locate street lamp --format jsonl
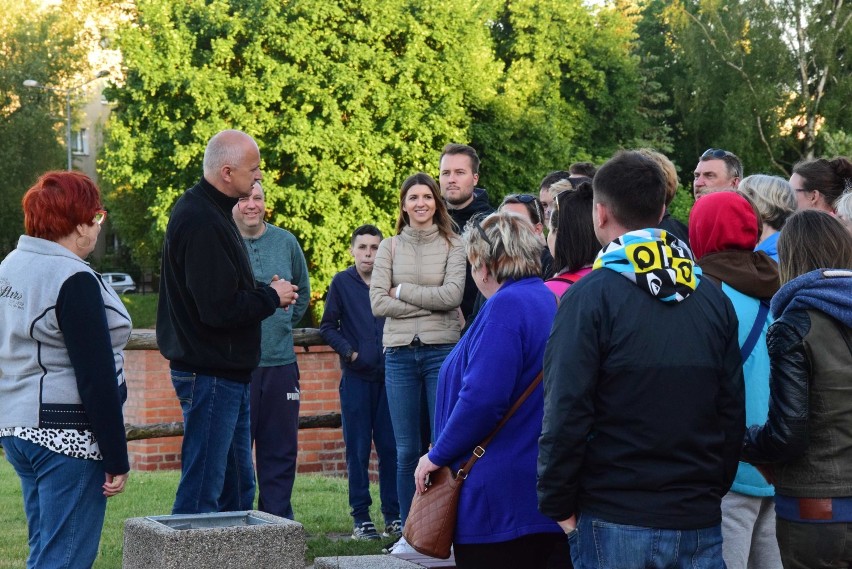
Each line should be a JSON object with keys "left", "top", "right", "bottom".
{"left": 23, "top": 70, "right": 109, "bottom": 171}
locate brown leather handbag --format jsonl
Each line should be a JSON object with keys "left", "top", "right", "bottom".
{"left": 403, "top": 371, "right": 544, "bottom": 559}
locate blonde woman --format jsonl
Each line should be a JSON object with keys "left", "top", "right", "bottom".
{"left": 415, "top": 212, "right": 563, "bottom": 568}
{"left": 739, "top": 174, "right": 796, "bottom": 262}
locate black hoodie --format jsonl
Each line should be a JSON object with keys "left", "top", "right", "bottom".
{"left": 447, "top": 187, "right": 495, "bottom": 318}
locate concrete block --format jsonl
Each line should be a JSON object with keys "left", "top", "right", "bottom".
{"left": 123, "top": 510, "right": 305, "bottom": 569}
{"left": 314, "top": 555, "right": 421, "bottom": 569}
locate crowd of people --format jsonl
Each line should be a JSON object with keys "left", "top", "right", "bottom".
{"left": 1, "top": 131, "right": 851, "bottom": 569}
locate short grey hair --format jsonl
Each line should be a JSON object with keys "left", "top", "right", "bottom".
{"left": 836, "top": 191, "right": 852, "bottom": 228}
{"left": 739, "top": 174, "right": 796, "bottom": 231}
{"left": 202, "top": 130, "right": 256, "bottom": 178}
{"left": 462, "top": 211, "right": 541, "bottom": 284}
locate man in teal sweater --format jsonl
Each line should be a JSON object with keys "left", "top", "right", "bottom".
{"left": 234, "top": 181, "right": 310, "bottom": 519}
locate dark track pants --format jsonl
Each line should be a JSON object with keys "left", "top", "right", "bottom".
{"left": 250, "top": 363, "right": 300, "bottom": 520}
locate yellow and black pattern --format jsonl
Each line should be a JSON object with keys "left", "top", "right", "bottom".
{"left": 593, "top": 228, "right": 701, "bottom": 303}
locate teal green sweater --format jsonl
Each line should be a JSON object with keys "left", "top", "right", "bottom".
{"left": 242, "top": 223, "right": 310, "bottom": 366}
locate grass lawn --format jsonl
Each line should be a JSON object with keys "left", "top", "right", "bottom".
{"left": 119, "top": 293, "right": 158, "bottom": 329}
{"left": 0, "top": 458, "right": 391, "bottom": 567}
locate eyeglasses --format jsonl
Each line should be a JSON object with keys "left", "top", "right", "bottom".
{"left": 93, "top": 209, "right": 108, "bottom": 226}
{"left": 701, "top": 148, "right": 732, "bottom": 159}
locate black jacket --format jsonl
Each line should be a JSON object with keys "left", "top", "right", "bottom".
{"left": 538, "top": 269, "right": 745, "bottom": 529}
{"left": 156, "top": 178, "right": 279, "bottom": 382}
{"left": 447, "top": 188, "right": 494, "bottom": 319}
{"left": 742, "top": 309, "right": 852, "bottom": 497}
{"left": 658, "top": 209, "right": 689, "bottom": 245}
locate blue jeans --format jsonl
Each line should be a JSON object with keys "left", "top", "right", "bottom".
{"left": 171, "top": 371, "right": 255, "bottom": 514}
{"left": 2, "top": 436, "right": 107, "bottom": 569}
{"left": 250, "top": 363, "right": 300, "bottom": 520}
{"left": 384, "top": 343, "right": 453, "bottom": 525}
{"left": 339, "top": 374, "right": 399, "bottom": 525}
{"left": 570, "top": 514, "right": 725, "bottom": 569}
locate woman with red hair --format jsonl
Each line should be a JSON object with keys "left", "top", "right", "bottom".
{"left": 0, "top": 171, "right": 131, "bottom": 568}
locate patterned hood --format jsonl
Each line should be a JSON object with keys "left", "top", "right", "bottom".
{"left": 593, "top": 228, "right": 702, "bottom": 303}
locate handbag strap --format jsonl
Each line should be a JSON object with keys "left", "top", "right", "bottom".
{"left": 740, "top": 300, "right": 770, "bottom": 363}
{"left": 455, "top": 370, "right": 544, "bottom": 479}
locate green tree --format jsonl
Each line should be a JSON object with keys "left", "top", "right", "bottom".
{"left": 0, "top": 0, "right": 94, "bottom": 254}
{"left": 653, "top": 0, "right": 852, "bottom": 177}
{"left": 101, "top": 0, "right": 501, "bottom": 319}
{"left": 473, "top": 0, "right": 664, "bottom": 199}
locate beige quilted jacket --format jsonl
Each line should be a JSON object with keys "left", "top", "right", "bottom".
{"left": 369, "top": 224, "right": 465, "bottom": 347}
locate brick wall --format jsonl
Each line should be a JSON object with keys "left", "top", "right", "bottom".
{"left": 124, "top": 342, "right": 378, "bottom": 478}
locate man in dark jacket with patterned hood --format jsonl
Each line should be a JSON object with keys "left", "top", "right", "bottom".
{"left": 537, "top": 150, "right": 745, "bottom": 569}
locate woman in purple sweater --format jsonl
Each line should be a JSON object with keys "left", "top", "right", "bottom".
{"left": 414, "top": 212, "right": 563, "bottom": 568}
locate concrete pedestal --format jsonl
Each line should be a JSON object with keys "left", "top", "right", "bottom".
{"left": 123, "top": 510, "right": 304, "bottom": 569}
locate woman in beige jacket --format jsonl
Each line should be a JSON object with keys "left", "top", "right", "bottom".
{"left": 370, "top": 172, "right": 466, "bottom": 539}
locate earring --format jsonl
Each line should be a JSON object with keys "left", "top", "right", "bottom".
{"left": 76, "top": 235, "right": 92, "bottom": 250}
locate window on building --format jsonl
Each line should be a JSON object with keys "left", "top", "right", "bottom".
{"left": 71, "top": 128, "right": 89, "bottom": 155}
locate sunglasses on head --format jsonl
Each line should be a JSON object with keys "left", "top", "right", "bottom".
{"left": 701, "top": 148, "right": 731, "bottom": 159}
{"left": 503, "top": 194, "right": 544, "bottom": 223}
{"left": 474, "top": 221, "right": 497, "bottom": 259}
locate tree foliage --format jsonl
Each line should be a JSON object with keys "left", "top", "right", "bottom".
{"left": 101, "top": 0, "right": 502, "bottom": 319}
{"left": 649, "top": 0, "right": 852, "bottom": 179}
{"left": 0, "top": 0, "right": 95, "bottom": 254}
{"left": 473, "top": 0, "right": 666, "bottom": 197}
{"left": 100, "top": 0, "right": 679, "bottom": 318}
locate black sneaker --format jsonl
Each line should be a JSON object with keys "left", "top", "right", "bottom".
{"left": 383, "top": 519, "right": 402, "bottom": 538}
{"left": 352, "top": 521, "right": 380, "bottom": 541}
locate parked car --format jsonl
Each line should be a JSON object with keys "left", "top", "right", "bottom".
{"left": 102, "top": 272, "right": 136, "bottom": 294}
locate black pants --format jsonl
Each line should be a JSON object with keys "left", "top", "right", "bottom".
{"left": 454, "top": 532, "right": 567, "bottom": 569}
{"left": 777, "top": 517, "right": 852, "bottom": 568}
{"left": 250, "top": 363, "right": 300, "bottom": 520}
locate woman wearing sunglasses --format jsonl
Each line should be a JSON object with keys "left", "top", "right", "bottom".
{"left": 370, "top": 172, "right": 465, "bottom": 550}
{"left": 0, "top": 171, "right": 131, "bottom": 568}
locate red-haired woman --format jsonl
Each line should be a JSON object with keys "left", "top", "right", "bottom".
{"left": 0, "top": 171, "right": 131, "bottom": 568}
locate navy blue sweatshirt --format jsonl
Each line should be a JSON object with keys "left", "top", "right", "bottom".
{"left": 320, "top": 266, "right": 385, "bottom": 382}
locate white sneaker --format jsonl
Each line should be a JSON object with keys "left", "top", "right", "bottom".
{"left": 385, "top": 535, "right": 416, "bottom": 555}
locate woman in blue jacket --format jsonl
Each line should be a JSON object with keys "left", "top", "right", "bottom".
{"left": 414, "top": 212, "right": 563, "bottom": 568}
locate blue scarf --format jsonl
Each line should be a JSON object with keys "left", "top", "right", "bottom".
{"left": 593, "top": 228, "right": 702, "bottom": 303}
{"left": 771, "top": 269, "right": 852, "bottom": 328}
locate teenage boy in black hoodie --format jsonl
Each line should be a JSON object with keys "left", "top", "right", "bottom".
{"left": 320, "top": 225, "right": 400, "bottom": 541}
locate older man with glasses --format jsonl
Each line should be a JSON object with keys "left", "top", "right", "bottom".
{"left": 694, "top": 148, "right": 743, "bottom": 199}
